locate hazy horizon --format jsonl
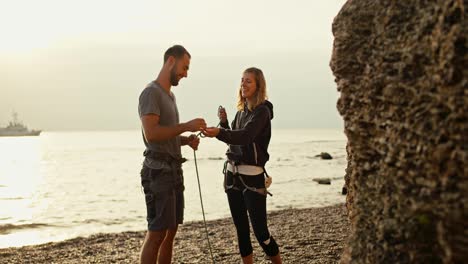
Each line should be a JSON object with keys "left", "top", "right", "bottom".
{"left": 1, "top": 1, "right": 346, "bottom": 130}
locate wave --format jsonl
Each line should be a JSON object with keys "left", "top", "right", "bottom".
{"left": 275, "top": 179, "right": 300, "bottom": 184}
{"left": 276, "top": 158, "right": 292, "bottom": 161}
{"left": 185, "top": 156, "right": 226, "bottom": 161}
{"left": 0, "top": 197, "right": 25, "bottom": 201}
{"left": 0, "top": 223, "right": 53, "bottom": 235}
{"left": 206, "top": 157, "right": 224, "bottom": 161}
{"left": 73, "top": 218, "right": 130, "bottom": 226}
{"left": 331, "top": 176, "right": 345, "bottom": 180}
{"left": 188, "top": 157, "right": 225, "bottom": 161}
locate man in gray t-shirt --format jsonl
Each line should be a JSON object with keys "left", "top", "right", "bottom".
{"left": 139, "top": 81, "right": 182, "bottom": 168}
{"left": 138, "top": 45, "right": 206, "bottom": 264}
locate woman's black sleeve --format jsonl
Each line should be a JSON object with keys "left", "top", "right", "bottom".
{"left": 216, "top": 107, "right": 269, "bottom": 145}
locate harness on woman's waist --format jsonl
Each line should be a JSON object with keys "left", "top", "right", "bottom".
{"left": 223, "top": 160, "right": 272, "bottom": 196}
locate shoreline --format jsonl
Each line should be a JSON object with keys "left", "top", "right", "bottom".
{"left": 0, "top": 204, "right": 349, "bottom": 263}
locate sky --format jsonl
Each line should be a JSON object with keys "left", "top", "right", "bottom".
{"left": 0, "top": 0, "right": 347, "bottom": 131}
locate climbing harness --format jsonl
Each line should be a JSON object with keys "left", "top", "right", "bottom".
{"left": 223, "top": 160, "right": 273, "bottom": 197}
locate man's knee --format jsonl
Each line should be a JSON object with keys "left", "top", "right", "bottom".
{"left": 164, "top": 225, "right": 178, "bottom": 238}
{"left": 146, "top": 230, "right": 167, "bottom": 245}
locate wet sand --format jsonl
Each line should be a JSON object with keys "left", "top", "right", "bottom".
{"left": 0, "top": 204, "right": 349, "bottom": 263}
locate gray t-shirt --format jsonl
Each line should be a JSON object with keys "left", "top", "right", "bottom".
{"left": 138, "top": 81, "right": 182, "bottom": 169}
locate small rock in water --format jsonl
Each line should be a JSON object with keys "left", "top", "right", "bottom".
{"left": 315, "top": 152, "right": 333, "bottom": 160}
{"left": 313, "top": 178, "right": 331, "bottom": 185}
{"left": 341, "top": 185, "right": 348, "bottom": 195}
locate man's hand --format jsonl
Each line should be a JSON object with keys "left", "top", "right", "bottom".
{"left": 187, "top": 134, "right": 200, "bottom": 150}
{"left": 202, "top": 127, "right": 220, "bottom": 138}
{"left": 185, "top": 118, "right": 207, "bottom": 132}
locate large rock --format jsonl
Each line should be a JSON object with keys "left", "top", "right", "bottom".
{"left": 315, "top": 152, "right": 333, "bottom": 160}
{"left": 313, "top": 177, "right": 332, "bottom": 185}
{"left": 330, "top": 1, "right": 467, "bottom": 263}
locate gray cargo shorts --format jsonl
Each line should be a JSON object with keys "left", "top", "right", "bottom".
{"left": 140, "top": 163, "right": 184, "bottom": 231}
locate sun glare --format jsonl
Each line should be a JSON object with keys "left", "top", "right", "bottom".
{"left": 0, "top": 137, "right": 44, "bottom": 231}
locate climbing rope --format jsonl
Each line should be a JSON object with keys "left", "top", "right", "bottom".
{"left": 193, "top": 147, "right": 216, "bottom": 263}
{"left": 192, "top": 106, "right": 224, "bottom": 264}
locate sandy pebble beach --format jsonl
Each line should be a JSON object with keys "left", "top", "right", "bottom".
{"left": 0, "top": 204, "right": 349, "bottom": 264}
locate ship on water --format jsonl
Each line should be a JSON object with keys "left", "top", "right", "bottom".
{"left": 0, "top": 112, "right": 41, "bottom": 137}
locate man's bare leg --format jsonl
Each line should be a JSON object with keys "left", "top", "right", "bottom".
{"left": 140, "top": 230, "right": 167, "bottom": 264}
{"left": 158, "top": 225, "right": 178, "bottom": 264}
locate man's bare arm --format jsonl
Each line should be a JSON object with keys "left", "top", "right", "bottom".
{"left": 141, "top": 114, "right": 206, "bottom": 143}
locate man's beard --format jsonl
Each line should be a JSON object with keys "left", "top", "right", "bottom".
{"left": 170, "top": 67, "right": 179, "bottom": 86}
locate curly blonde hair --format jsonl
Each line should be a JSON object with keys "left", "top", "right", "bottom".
{"left": 237, "top": 67, "right": 268, "bottom": 111}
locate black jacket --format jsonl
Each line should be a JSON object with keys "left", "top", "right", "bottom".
{"left": 216, "top": 100, "right": 273, "bottom": 167}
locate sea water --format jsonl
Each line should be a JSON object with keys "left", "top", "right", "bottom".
{"left": 0, "top": 129, "right": 346, "bottom": 248}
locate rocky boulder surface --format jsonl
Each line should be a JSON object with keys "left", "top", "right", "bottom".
{"left": 330, "top": 1, "right": 467, "bottom": 263}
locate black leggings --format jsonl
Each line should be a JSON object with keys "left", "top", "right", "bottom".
{"left": 226, "top": 171, "right": 279, "bottom": 257}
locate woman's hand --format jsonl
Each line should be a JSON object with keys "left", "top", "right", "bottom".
{"left": 202, "top": 127, "right": 220, "bottom": 137}
{"left": 218, "top": 107, "right": 227, "bottom": 123}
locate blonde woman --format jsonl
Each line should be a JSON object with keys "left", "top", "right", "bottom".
{"left": 203, "top": 67, "right": 282, "bottom": 264}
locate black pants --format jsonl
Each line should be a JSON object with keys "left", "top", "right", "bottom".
{"left": 226, "top": 171, "right": 279, "bottom": 257}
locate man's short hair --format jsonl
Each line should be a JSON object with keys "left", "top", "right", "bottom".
{"left": 164, "top": 45, "right": 191, "bottom": 63}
